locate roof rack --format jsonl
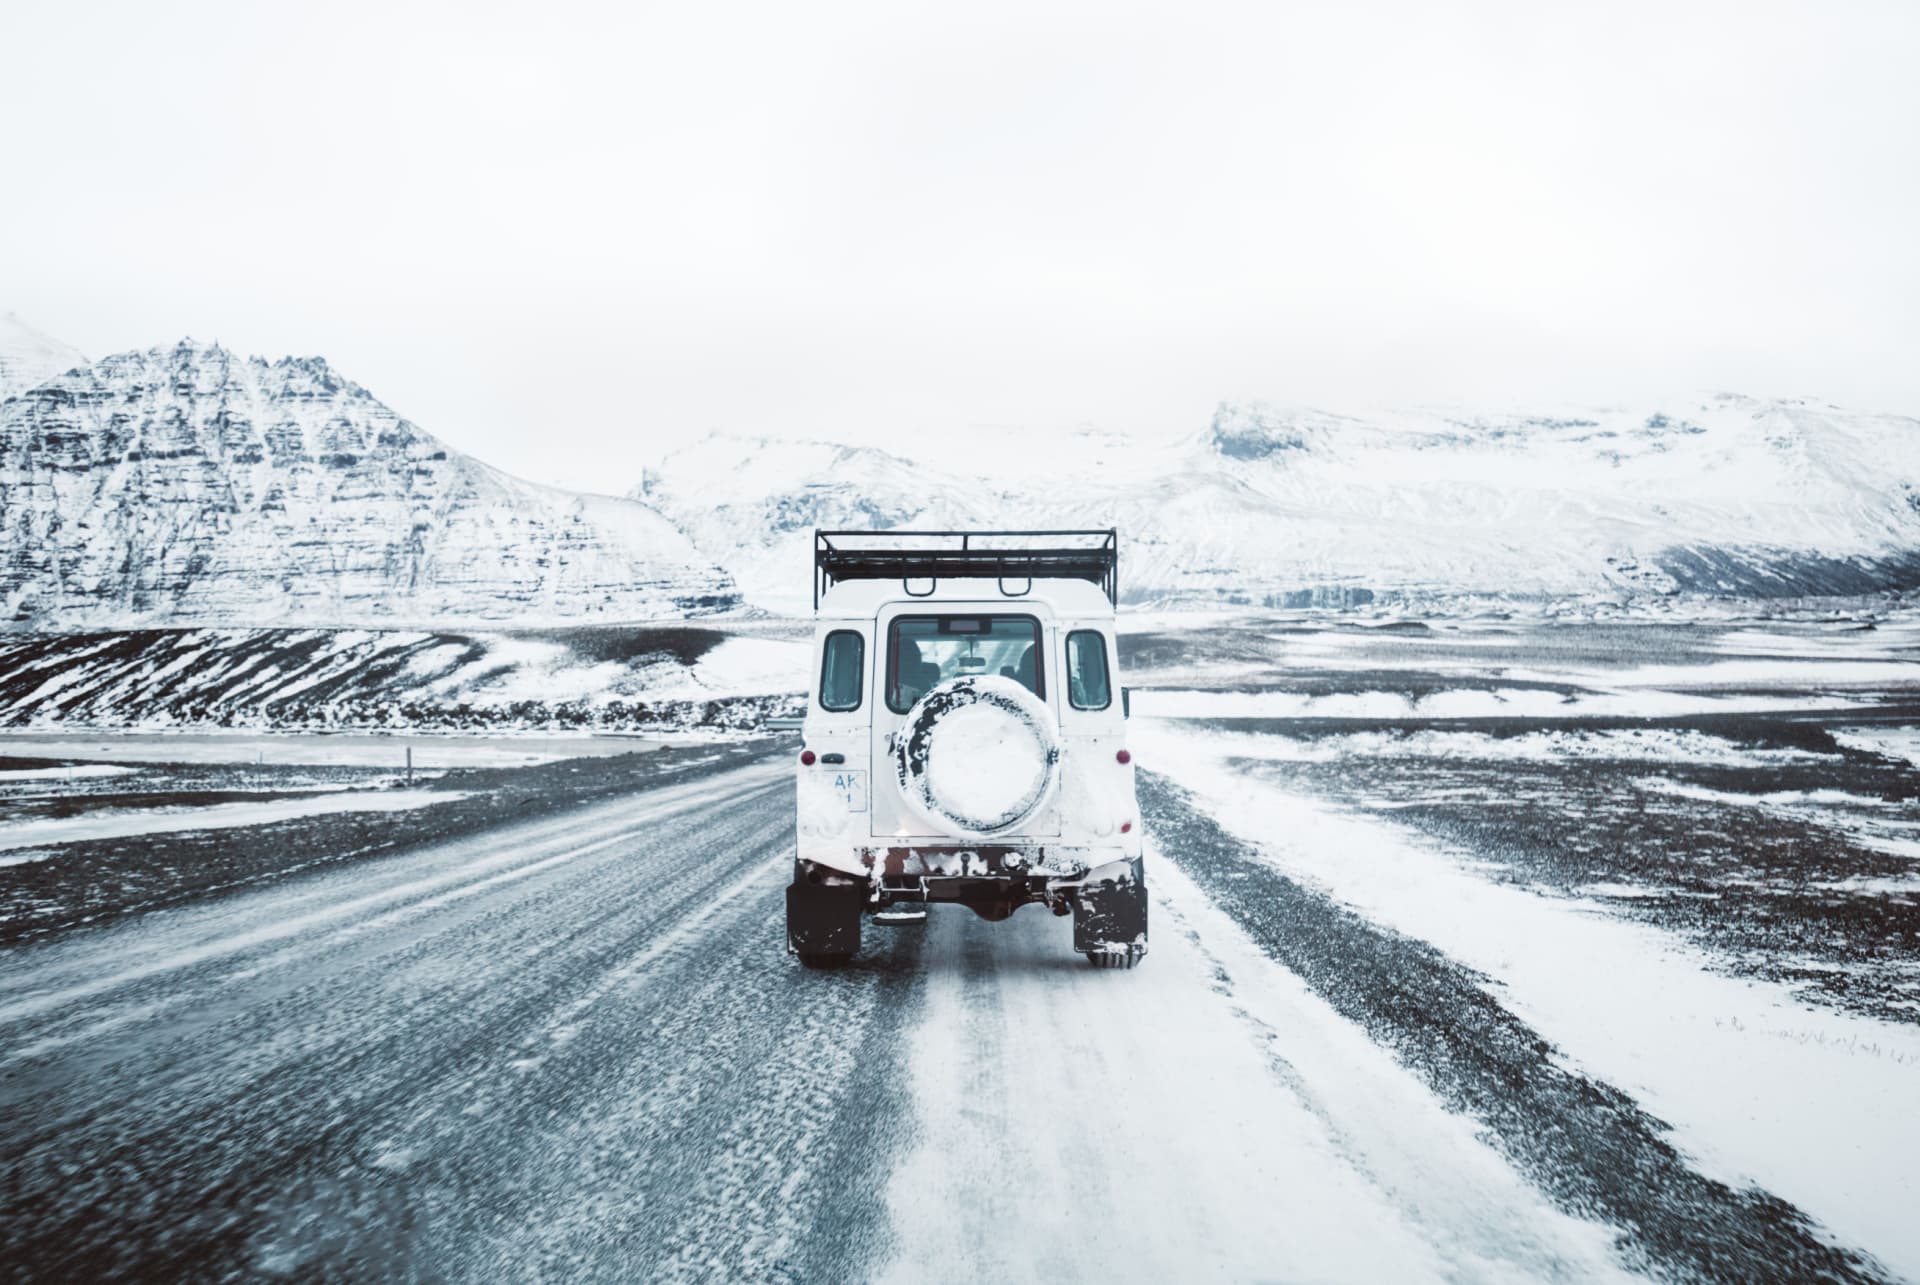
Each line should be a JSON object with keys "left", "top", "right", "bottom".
{"left": 814, "top": 529, "right": 1118, "bottom": 609}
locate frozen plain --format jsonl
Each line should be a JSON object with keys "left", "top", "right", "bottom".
{"left": 1, "top": 613, "right": 1917, "bottom": 1282}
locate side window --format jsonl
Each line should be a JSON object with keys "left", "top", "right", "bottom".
{"left": 1066, "top": 630, "right": 1111, "bottom": 710}
{"left": 819, "top": 631, "right": 864, "bottom": 712}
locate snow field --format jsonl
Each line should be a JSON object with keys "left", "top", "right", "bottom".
{"left": 1172, "top": 726, "right": 1836, "bottom": 768}
{"left": 1835, "top": 727, "right": 1920, "bottom": 769}
{"left": 1134, "top": 686, "right": 1865, "bottom": 721}
{"left": 642, "top": 636, "right": 809, "bottom": 700}
{"left": 1136, "top": 721, "right": 1920, "bottom": 1280}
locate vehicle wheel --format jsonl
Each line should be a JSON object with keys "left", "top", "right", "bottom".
{"left": 1072, "top": 859, "right": 1149, "bottom": 967}
{"left": 787, "top": 872, "right": 864, "bottom": 964}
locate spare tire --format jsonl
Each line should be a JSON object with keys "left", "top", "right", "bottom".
{"left": 894, "top": 675, "right": 1061, "bottom": 839}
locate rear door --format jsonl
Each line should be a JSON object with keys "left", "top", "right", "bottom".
{"left": 870, "top": 602, "right": 1061, "bottom": 839}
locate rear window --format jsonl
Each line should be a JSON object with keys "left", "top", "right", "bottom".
{"left": 819, "top": 630, "right": 864, "bottom": 711}
{"left": 1066, "top": 630, "right": 1111, "bottom": 709}
{"left": 888, "top": 615, "right": 1043, "bottom": 713}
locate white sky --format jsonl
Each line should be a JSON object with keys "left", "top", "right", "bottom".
{"left": 2, "top": 0, "right": 1916, "bottom": 493}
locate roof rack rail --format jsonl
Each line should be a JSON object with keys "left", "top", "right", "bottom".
{"left": 814, "top": 529, "right": 1118, "bottom": 610}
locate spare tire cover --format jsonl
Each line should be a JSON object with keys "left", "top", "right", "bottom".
{"left": 894, "top": 675, "right": 1061, "bottom": 839}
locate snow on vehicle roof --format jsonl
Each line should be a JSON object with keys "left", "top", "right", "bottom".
{"left": 816, "top": 577, "right": 1116, "bottom": 618}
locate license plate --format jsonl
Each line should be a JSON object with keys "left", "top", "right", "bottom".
{"left": 830, "top": 770, "right": 868, "bottom": 812}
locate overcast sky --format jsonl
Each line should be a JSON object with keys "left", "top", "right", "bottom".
{"left": 3, "top": 0, "right": 1915, "bottom": 492}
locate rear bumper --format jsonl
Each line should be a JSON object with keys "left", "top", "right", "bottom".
{"left": 872, "top": 851, "right": 1138, "bottom": 896}
{"left": 787, "top": 855, "right": 1147, "bottom": 960}
{"left": 797, "top": 852, "right": 1142, "bottom": 913}
{"left": 791, "top": 854, "right": 1147, "bottom": 956}
{"left": 801, "top": 842, "right": 1137, "bottom": 881}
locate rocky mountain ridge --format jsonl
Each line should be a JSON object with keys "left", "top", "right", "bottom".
{"left": 636, "top": 398, "right": 1920, "bottom": 613}
{"left": 8, "top": 311, "right": 1917, "bottom": 626}
{"left": 1, "top": 334, "right": 738, "bottom": 626}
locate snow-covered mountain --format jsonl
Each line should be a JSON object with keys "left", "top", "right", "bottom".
{"left": 0, "top": 314, "right": 86, "bottom": 401}
{"left": 633, "top": 438, "right": 1012, "bottom": 609}
{"left": 10, "top": 304, "right": 1916, "bottom": 625}
{"left": 637, "top": 398, "right": 1920, "bottom": 613}
{"left": 1, "top": 337, "right": 739, "bottom": 626}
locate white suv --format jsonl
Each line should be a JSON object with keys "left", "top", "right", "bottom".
{"left": 788, "top": 530, "right": 1147, "bottom": 969}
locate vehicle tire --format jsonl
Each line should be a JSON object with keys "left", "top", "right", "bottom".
{"left": 787, "top": 874, "right": 864, "bottom": 964}
{"left": 894, "top": 675, "right": 1061, "bottom": 839}
{"left": 1071, "top": 858, "right": 1149, "bottom": 966}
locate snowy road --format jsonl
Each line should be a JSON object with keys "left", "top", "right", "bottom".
{"left": 0, "top": 749, "right": 1906, "bottom": 1281}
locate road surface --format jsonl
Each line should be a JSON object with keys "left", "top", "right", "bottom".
{"left": 0, "top": 752, "right": 1903, "bottom": 1282}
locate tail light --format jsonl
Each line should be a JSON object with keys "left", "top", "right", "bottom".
{"left": 800, "top": 750, "right": 816, "bottom": 766}
{"left": 1116, "top": 749, "right": 1132, "bottom": 765}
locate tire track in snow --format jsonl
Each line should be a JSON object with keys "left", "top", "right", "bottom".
{"left": 875, "top": 875, "right": 1630, "bottom": 1282}
{"left": 1143, "top": 861, "right": 1628, "bottom": 1282}
{"left": 0, "top": 764, "right": 922, "bottom": 1281}
{"left": 0, "top": 760, "right": 786, "bottom": 1032}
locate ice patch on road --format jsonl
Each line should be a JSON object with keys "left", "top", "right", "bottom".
{"left": 1138, "top": 720, "right": 1920, "bottom": 1280}
{"left": 0, "top": 790, "right": 466, "bottom": 858}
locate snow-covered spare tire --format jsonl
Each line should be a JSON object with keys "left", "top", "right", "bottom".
{"left": 894, "top": 675, "right": 1061, "bottom": 839}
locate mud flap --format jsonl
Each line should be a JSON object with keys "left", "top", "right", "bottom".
{"left": 1072, "top": 857, "right": 1148, "bottom": 958}
{"left": 786, "top": 878, "right": 865, "bottom": 960}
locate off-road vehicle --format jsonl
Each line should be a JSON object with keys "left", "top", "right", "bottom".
{"left": 787, "top": 529, "right": 1147, "bottom": 968}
